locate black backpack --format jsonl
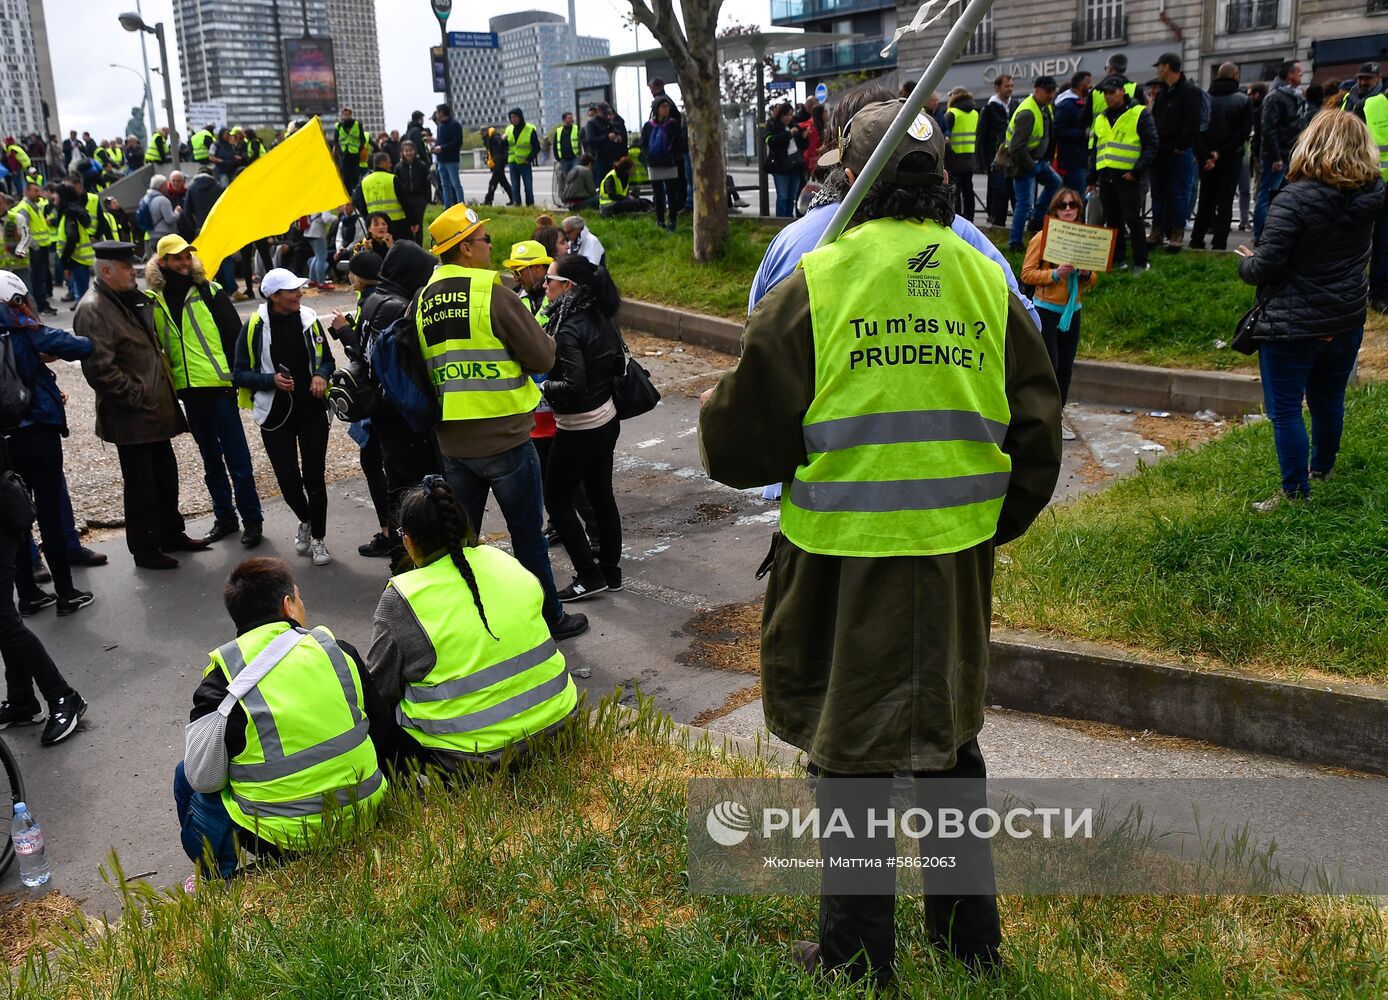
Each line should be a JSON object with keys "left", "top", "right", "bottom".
{"left": 0, "top": 332, "right": 33, "bottom": 432}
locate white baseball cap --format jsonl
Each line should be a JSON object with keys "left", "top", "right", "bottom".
{"left": 260, "top": 268, "right": 309, "bottom": 297}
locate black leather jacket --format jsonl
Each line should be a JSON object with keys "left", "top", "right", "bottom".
{"left": 542, "top": 287, "right": 625, "bottom": 415}
{"left": 1202, "top": 78, "right": 1252, "bottom": 159}
{"left": 1238, "top": 177, "right": 1385, "bottom": 340}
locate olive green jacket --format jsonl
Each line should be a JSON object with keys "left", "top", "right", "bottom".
{"left": 699, "top": 268, "right": 1061, "bottom": 773}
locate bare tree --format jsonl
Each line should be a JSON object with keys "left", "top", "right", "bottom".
{"left": 627, "top": 0, "right": 728, "bottom": 261}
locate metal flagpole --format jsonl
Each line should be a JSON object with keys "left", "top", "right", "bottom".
{"left": 814, "top": 0, "right": 1000, "bottom": 249}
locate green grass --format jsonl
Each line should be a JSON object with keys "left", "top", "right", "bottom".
{"left": 445, "top": 206, "right": 1261, "bottom": 373}
{"left": 10, "top": 697, "right": 1386, "bottom": 997}
{"left": 992, "top": 236, "right": 1259, "bottom": 372}
{"left": 425, "top": 205, "right": 780, "bottom": 321}
{"left": 996, "top": 383, "right": 1388, "bottom": 683}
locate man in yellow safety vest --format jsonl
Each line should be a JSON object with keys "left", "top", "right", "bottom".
{"left": 176, "top": 557, "right": 391, "bottom": 881}
{"left": 1362, "top": 89, "right": 1388, "bottom": 311}
{"left": 1088, "top": 75, "right": 1158, "bottom": 272}
{"left": 336, "top": 107, "right": 367, "bottom": 191}
{"left": 700, "top": 98, "right": 1061, "bottom": 988}
{"left": 503, "top": 108, "right": 540, "bottom": 208}
{"left": 353, "top": 152, "right": 408, "bottom": 240}
{"left": 1004, "top": 74, "right": 1059, "bottom": 251}
{"left": 414, "top": 203, "right": 587, "bottom": 642}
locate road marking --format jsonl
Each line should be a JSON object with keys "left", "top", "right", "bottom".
{"left": 634, "top": 438, "right": 664, "bottom": 449}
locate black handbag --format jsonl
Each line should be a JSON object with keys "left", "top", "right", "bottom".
{"left": 610, "top": 327, "right": 661, "bottom": 420}
{"left": 0, "top": 468, "right": 35, "bottom": 532}
{"left": 1231, "top": 295, "right": 1264, "bottom": 355}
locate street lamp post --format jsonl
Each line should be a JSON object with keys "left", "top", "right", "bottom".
{"left": 134, "top": 0, "right": 159, "bottom": 139}
{"left": 118, "top": 11, "right": 180, "bottom": 169}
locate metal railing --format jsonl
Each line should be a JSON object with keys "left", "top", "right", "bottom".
{"left": 802, "top": 35, "right": 894, "bottom": 74}
{"left": 960, "top": 21, "right": 994, "bottom": 58}
{"left": 1225, "top": 0, "right": 1279, "bottom": 32}
{"left": 770, "top": 0, "right": 894, "bottom": 24}
{"left": 1072, "top": 11, "right": 1127, "bottom": 45}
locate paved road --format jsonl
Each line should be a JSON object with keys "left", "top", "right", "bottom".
{"left": 0, "top": 309, "right": 1334, "bottom": 914}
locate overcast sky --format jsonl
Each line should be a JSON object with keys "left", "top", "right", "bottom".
{"left": 45, "top": 0, "right": 776, "bottom": 138}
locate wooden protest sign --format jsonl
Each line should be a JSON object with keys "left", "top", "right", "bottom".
{"left": 1040, "top": 216, "right": 1118, "bottom": 272}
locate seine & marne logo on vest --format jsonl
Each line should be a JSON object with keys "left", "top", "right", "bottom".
{"left": 907, "top": 243, "right": 942, "bottom": 297}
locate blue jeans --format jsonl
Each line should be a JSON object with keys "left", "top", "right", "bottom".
{"left": 1150, "top": 149, "right": 1196, "bottom": 237}
{"left": 1253, "top": 159, "right": 1287, "bottom": 240}
{"left": 1061, "top": 167, "right": 1086, "bottom": 203}
{"left": 307, "top": 235, "right": 329, "bottom": 284}
{"left": 1370, "top": 195, "right": 1388, "bottom": 301}
{"left": 1010, "top": 161, "right": 1062, "bottom": 245}
{"left": 66, "top": 263, "right": 89, "bottom": 301}
{"left": 772, "top": 170, "right": 802, "bottom": 218}
{"left": 216, "top": 257, "right": 237, "bottom": 294}
{"left": 437, "top": 160, "right": 464, "bottom": 208}
{"left": 173, "top": 761, "right": 256, "bottom": 879}
{"left": 184, "top": 392, "right": 263, "bottom": 525}
{"left": 509, "top": 163, "right": 534, "bottom": 206}
{"left": 1258, "top": 330, "right": 1362, "bottom": 499}
{"left": 442, "top": 440, "right": 561, "bottom": 628}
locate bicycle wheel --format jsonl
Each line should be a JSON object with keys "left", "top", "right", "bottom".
{"left": 0, "top": 733, "right": 24, "bottom": 879}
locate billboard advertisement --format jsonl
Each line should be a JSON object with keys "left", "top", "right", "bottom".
{"left": 284, "top": 36, "right": 338, "bottom": 113}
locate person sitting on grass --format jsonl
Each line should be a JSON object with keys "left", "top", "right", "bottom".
{"left": 598, "top": 157, "right": 649, "bottom": 218}
{"left": 175, "top": 557, "right": 392, "bottom": 886}
{"left": 563, "top": 155, "right": 599, "bottom": 210}
{"left": 367, "top": 477, "right": 579, "bottom": 774}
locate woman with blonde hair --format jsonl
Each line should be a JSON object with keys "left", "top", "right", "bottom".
{"left": 1236, "top": 110, "right": 1385, "bottom": 511}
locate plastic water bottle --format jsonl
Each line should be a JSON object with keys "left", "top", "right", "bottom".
{"left": 11, "top": 802, "right": 51, "bottom": 887}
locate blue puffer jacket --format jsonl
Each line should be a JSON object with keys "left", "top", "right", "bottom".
{"left": 0, "top": 302, "right": 93, "bottom": 434}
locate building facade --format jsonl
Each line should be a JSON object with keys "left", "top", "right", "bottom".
{"left": 896, "top": 0, "right": 1388, "bottom": 101}
{"left": 325, "top": 0, "right": 385, "bottom": 132}
{"left": 448, "top": 11, "right": 610, "bottom": 132}
{"left": 770, "top": 0, "right": 900, "bottom": 94}
{"left": 0, "top": 0, "right": 60, "bottom": 138}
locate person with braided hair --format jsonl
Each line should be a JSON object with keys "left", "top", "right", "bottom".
{"left": 367, "top": 477, "right": 579, "bottom": 771}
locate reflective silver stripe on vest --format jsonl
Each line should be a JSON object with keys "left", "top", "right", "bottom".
{"left": 183, "top": 294, "right": 231, "bottom": 381}
{"left": 404, "top": 639, "right": 558, "bottom": 704}
{"left": 229, "top": 720, "right": 371, "bottom": 782}
{"left": 431, "top": 347, "right": 515, "bottom": 364}
{"left": 219, "top": 637, "right": 283, "bottom": 760}
{"left": 398, "top": 670, "right": 570, "bottom": 735}
{"left": 803, "top": 410, "right": 1007, "bottom": 455}
{"left": 432, "top": 374, "right": 529, "bottom": 396}
{"left": 220, "top": 628, "right": 363, "bottom": 777}
{"left": 232, "top": 768, "right": 384, "bottom": 819}
{"left": 790, "top": 470, "right": 1011, "bottom": 513}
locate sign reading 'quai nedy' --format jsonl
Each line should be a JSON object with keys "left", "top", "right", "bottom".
{"left": 915, "top": 42, "right": 1173, "bottom": 95}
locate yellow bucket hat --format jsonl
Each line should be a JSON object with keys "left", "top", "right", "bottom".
{"left": 428, "top": 204, "right": 489, "bottom": 256}
{"left": 502, "top": 239, "right": 553, "bottom": 270}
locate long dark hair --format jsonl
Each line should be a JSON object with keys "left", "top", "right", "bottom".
{"left": 551, "top": 253, "right": 622, "bottom": 318}
{"left": 398, "top": 477, "right": 498, "bottom": 640}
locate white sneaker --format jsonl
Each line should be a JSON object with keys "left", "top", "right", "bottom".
{"left": 310, "top": 538, "right": 333, "bottom": 566}
{"left": 1061, "top": 419, "right": 1077, "bottom": 442}
{"left": 294, "top": 522, "right": 312, "bottom": 555}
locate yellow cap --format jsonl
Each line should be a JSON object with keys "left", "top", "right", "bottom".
{"left": 155, "top": 234, "right": 195, "bottom": 258}
{"left": 428, "top": 204, "right": 488, "bottom": 256}
{"left": 502, "top": 239, "right": 553, "bottom": 270}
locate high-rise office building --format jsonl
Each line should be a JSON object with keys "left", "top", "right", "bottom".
{"left": 447, "top": 11, "right": 609, "bottom": 131}
{"left": 0, "top": 0, "right": 61, "bottom": 138}
{"left": 325, "top": 0, "right": 385, "bottom": 131}
{"left": 175, "top": 0, "right": 384, "bottom": 132}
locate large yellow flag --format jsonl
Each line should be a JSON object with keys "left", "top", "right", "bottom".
{"left": 193, "top": 116, "right": 349, "bottom": 275}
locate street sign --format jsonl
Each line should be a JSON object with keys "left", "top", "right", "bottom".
{"left": 815, "top": 82, "right": 828, "bottom": 103}
{"left": 447, "top": 31, "right": 499, "bottom": 49}
{"left": 430, "top": 46, "right": 448, "bottom": 93}
{"left": 431, "top": 0, "right": 452, "bottom": 22}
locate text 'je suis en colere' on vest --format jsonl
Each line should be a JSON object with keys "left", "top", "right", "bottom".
{"left": 846, "top": 315, "right": 990, "bottom": 373}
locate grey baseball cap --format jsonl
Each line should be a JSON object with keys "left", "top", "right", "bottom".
{"left": 816, "top": 99, "right": 946, "bottom": 186}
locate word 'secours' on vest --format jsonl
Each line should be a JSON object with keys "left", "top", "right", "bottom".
{"left": 389, "top": 547, "right": 577, "bottom": 755}
{"left": 784, "top": 217, "right": 1012, "bottom": 558}
{"left": 415, "top": 264, "right": 540, "bottom": 421}
{"left": 209, "top": 622, "right": 386, "bottom": 852}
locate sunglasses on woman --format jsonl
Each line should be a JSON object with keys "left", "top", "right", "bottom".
{"left": 542, "top": 275, "right": 572, "bottom": 286}
{"left": 1056, "top": 201, "right": 1081, "bottom": 210}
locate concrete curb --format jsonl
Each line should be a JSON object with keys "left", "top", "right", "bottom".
{"left": 619, "top": 300, "right": 1265, "bottom": 417}
{"left": 988, "top": 629, "right": 1388, "bottom": 776}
